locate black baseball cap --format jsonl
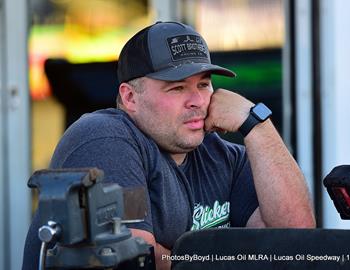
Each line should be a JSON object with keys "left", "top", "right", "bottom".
{"left": 117, "top": 21, "right": 236, "bottom": 83}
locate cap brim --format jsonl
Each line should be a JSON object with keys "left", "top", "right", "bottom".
{"left": 146, "top": 63, "right": 236, "bottom": 81}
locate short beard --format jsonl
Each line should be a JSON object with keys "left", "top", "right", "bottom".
{"left": 135, "top": 114, "right": 205, "bottom": 154}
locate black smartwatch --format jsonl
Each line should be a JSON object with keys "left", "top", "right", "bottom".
{"left": 239, "top": 103, "right": 272, "bottom": 137}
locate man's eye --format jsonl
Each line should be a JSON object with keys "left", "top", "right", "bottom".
{"left": 170, "top": 86, "right": 184, "bottom": 91}
{"left": 199, "top": 82, "right": 210, "bottom": 88}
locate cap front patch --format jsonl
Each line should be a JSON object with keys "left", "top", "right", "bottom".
{"left": 167, "top": 35, "right": 208, "bottom": 61}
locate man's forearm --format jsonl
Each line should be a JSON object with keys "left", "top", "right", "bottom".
{"left": 244, "top": 120, "right": 315, "bottom": 227}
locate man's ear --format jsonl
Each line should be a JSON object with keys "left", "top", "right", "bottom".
{"left": 118, "top": 83, "right": 137, "bottom": 112}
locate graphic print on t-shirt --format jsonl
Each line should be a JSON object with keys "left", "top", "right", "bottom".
{"left": 191, "top": 200, "right": 230, "bottom": 230}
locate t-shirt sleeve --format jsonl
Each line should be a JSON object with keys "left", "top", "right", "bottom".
{"left": 229, "top": 145, "right": 259, "bottom": 227}
{"left": 53, "top": 136, "right": 154, "bottom": 234}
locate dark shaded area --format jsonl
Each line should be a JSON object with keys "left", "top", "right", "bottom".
{"left": 45, "top": 59, "right": 119, "bottom": 128}
{"left": 311, "top": 0, "right": 323, "bottom": 227}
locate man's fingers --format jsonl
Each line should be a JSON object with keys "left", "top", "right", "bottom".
{"left": 204, "top": 114, "right": 218, "bottom": 132}
{"left": 204, "top": 116, "right": 226, "bottom": 133}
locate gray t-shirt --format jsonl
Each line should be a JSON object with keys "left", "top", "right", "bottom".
{"left": 22, "top": 108, "right": 258, "bottom": 269}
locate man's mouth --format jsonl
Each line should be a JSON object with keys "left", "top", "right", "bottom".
{"left": 184, "top": 118, "right": 205, "bottom": 130}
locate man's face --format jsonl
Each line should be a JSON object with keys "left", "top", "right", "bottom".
{"left": 132, "top": 72, "right": 213, "bottom": 154}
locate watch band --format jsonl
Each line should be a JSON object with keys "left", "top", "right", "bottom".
{"left": 239, "top": 103, "right": 272, "bottom": 137}
{"left": 239, "top": 113, "right": 261, "bottom": 137}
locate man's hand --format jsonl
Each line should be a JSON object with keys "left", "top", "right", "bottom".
{"left": 204, "top": 88, "right": 254, "bottom": 132}
{"left": 130, "top": 228, "right": 171, "bottom": 270}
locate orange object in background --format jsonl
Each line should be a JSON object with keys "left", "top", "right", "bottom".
{"left": 29, "top": 52, "right": 51, "bottom": 100}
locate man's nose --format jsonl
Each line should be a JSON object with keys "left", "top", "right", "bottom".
{"left": 185, "top": 88, "right": 207, "bottom": 109}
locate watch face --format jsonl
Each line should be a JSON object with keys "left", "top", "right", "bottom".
{"left": 252, "top": 103, "right": 272, "bottom": 121}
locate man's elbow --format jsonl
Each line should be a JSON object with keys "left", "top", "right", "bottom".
{"left": 293, "top": 215, "right": 316, "bottom": 228}
{"left": 264, "top": 211, "right": 316, "bottom": 228}
{"left": 284, "top": 211, "right": 316, "bottom": 228}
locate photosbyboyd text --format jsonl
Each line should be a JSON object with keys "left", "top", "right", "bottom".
{"left": 161, "top": 253, "right": 350, "bottom": 264}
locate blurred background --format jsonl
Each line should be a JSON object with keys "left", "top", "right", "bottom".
{"left": 1, "top": 0, "right": 350, "bottom": 269}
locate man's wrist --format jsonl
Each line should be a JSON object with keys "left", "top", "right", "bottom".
{"left": 238, "top": 103, "right": 272, "bottom": 137}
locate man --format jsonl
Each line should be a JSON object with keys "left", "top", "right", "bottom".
{"left": 23, "top": 22, "right": 315, "bottom": 270}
